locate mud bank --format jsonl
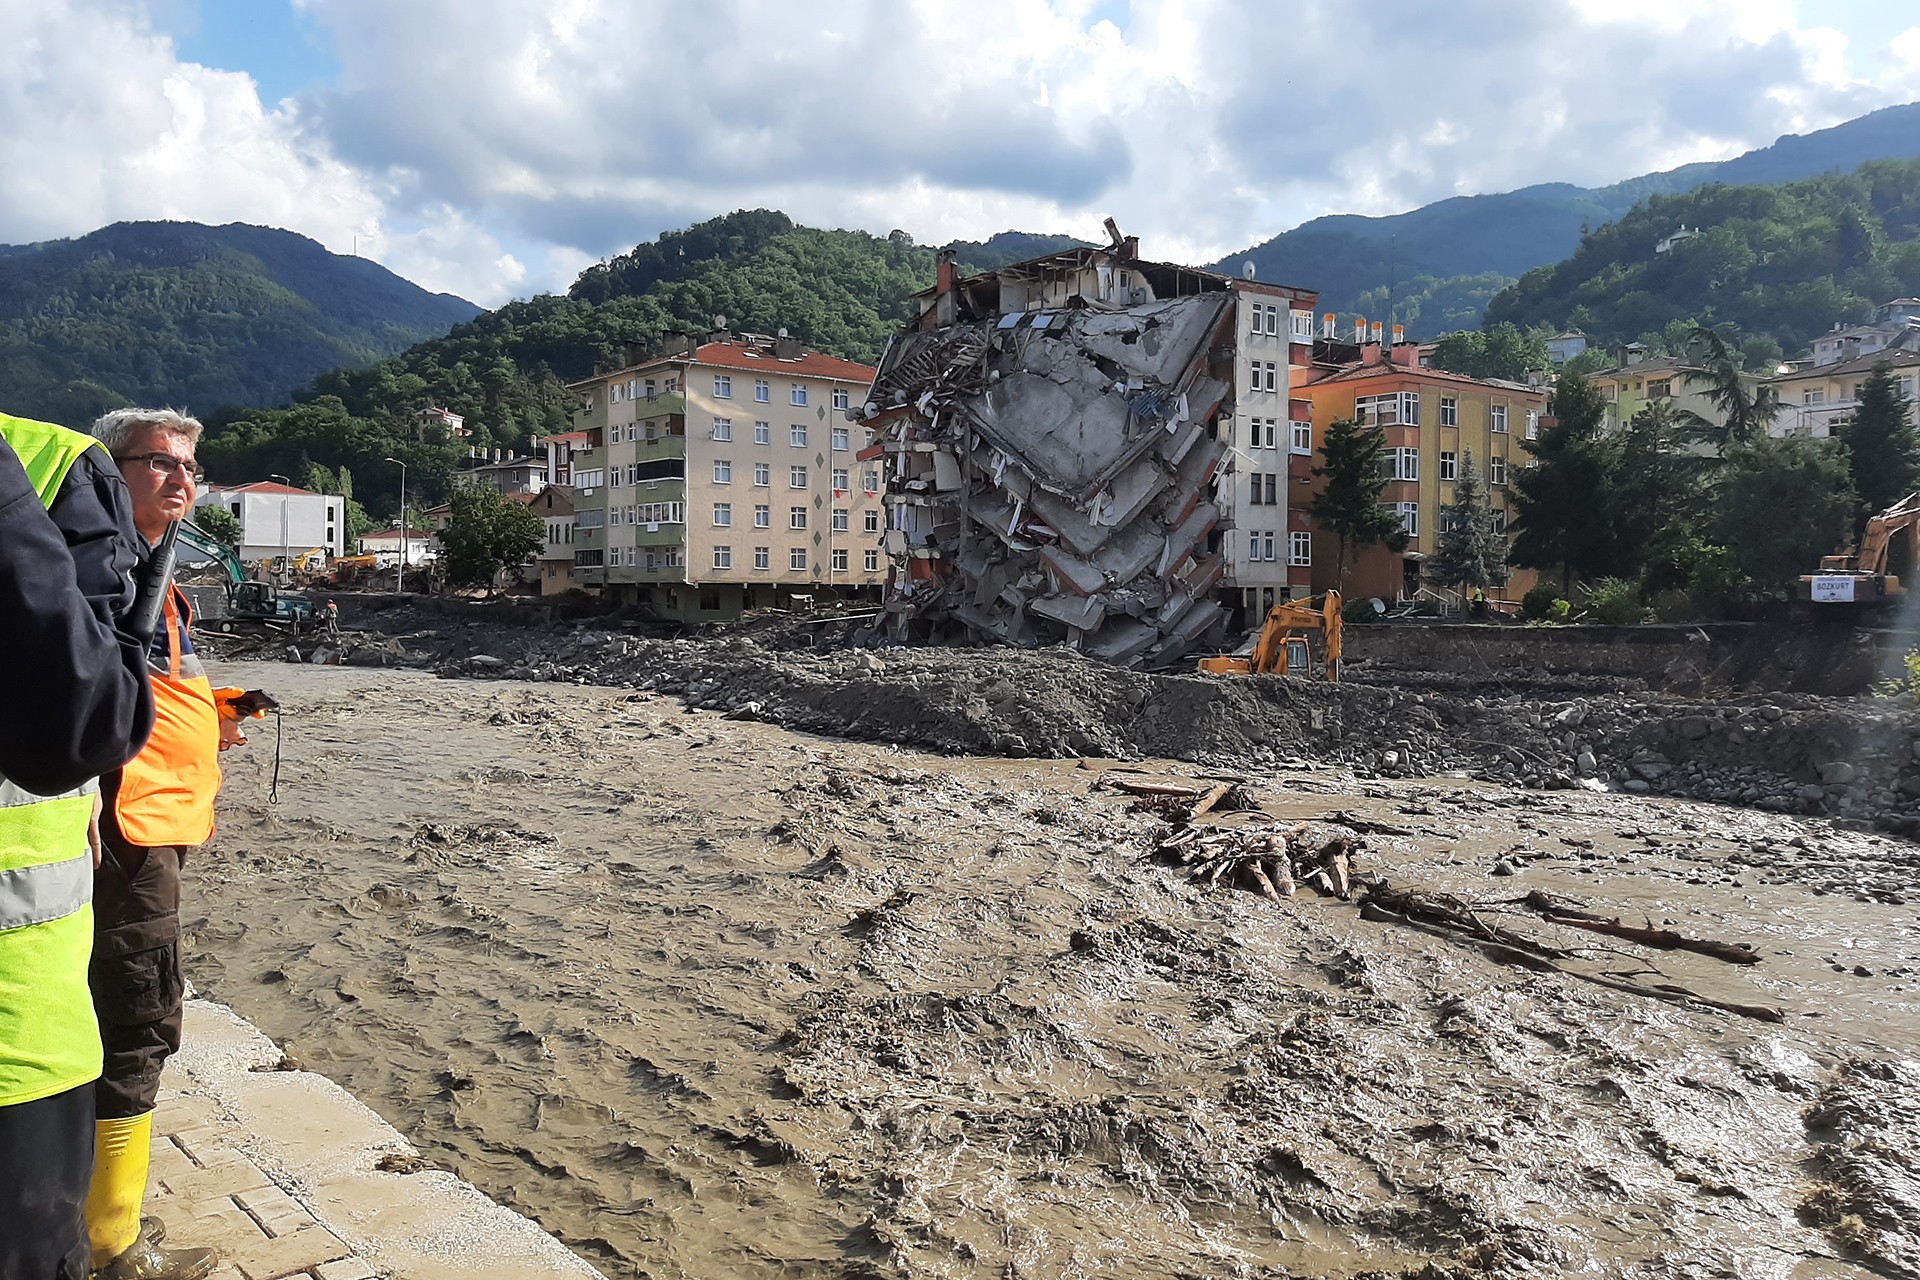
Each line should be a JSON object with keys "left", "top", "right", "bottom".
{"left": 190, "top": 665, "right": 1920, "bottom": 1280}
{"left": 218, "top": 605, "right": 1920, "bottom": 838}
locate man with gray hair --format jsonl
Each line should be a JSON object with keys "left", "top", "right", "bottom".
{"left": 83, "top": 408, "right": 230, "bottom": 1280}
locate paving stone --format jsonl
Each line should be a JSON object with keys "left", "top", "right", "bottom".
{"left": 170, "top": 1198, "right": 259, "bottom": 1250}
{"left": 231, "top": 1224, "right": 352, "bottom": 1280}
{"left": 162, "top": 1158, "right": 273, "bottom": 1202}
{"left": 236, "top": 1184, "right": 317, "bottom": 1238}
{"left": 315, "top": 1259, "right": 381, "bottom": 1280}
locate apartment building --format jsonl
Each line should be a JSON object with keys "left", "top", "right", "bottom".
{"left": 524, "top": 486, "right": 576, "bottom": 596}
{"left": 565, "top": 333, "right": 880, "bottom": 620}
{"left": 1220, "top": 282, "right": 1321, "bottom": 618}
{"left": 1299, "top": 342, "right": 1546, "bottom": 603}
{"left": 1770, "top": 348, "right": 1920, "bottom": 438}
{"left": 196, "top": 480, "right": 347, "bottom": 561}
{"left": 1584, "top": 358, "right": 1725, "bottom": 436}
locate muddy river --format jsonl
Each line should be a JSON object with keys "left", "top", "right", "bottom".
{"left": 186, "top": 664, "right": 1920, "bottom": 1279}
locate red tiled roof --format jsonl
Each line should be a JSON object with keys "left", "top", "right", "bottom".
{"left": 571, "top": 341, "right": 875, "bottom": 388}
{"left": 206, "top": 480, "right": 320, "bottom": 496}
{"left": 538, "top": 431, "right": 590, "bottom": 444}
{"left": 1304, "top": 360, "right": 1539, "bottom": 394}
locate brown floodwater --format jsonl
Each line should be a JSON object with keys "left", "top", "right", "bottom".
{"left": 186, "top": 664, "right": 1920, "bottom": 1279}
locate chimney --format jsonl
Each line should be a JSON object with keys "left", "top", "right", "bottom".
{"left": 935, "top": 249, "right": 958, "bottom": 328}
{"left": 1353, "top": 317, "right": 1368, "bottom": 343}
{"left": 1392, "top": 324, "right": 1405, "bottom": 346}
{"left": 1370, "top": 322, "right": 1384, "bottom": 344}
{"left": 1322, "top": 312, "right": 1336, "bottom": 339}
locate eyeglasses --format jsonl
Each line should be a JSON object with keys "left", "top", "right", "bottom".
{"left": 115, "top": 453, "right": 204, "bottom": 482}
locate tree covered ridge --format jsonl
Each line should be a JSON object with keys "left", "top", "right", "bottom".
{"left": 0, "top": 220, "right": 481, "bottom": 423}
{"left": 1484, "top": 158, "right": 1920, "bottom": 353}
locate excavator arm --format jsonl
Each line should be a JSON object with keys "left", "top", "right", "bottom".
{"left": 1197, "top": 590, "right": 1342, "bottom": 680}
{"left": 176, "top": 518, "right": 248, "bottom": 586}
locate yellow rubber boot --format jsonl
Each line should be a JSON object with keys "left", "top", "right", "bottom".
{"left": 85, "top": 1112, "right": 152, "bottom": 1267}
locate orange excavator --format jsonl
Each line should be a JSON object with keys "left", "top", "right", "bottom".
{"left": 1799, "top": 492, "right": 1920, "bottom": 608}
{"left": 1196, "top": 590, "right": 1342, "bottom": 680}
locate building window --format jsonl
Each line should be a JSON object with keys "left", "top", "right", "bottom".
{"left": 753, "top": 463, "right": 770, "bottom": 487}
{"left": 831, "top": 468, "right": 849, "bottom": 494}
{"left": 1525, "top": 411, "right": 1539, "bottom": 440}
{"left": 1439, "top": 451, "right": 1457, "bottom": 480}
{"left": 790, "top": 385, "right": 808, "bottom": 406}
{"left": 665, "top": 547, "right": 683, "bottom": 567}
{"left": 1355, "top": 391, "right": 1421, "bottom": 426}
{"left": 1249, "top": 473, "right": 1266, "bottom": 506}
{"left": 1385, "top": 502, "right": 1419, "bottom": 538}
{"left": 1489, "top": 456, "right": 1508, "bottom": 486}
{"left": 831, "top": 548, "right": 848, "bottom": 572}
{"left": 789, "top": 507, "right": 807, "bottom": 530}
{"left": 790, "top": 424, "right": 808, "bottom": 448}
{"left": 831, "top": 427, "right": 849, "bottom": 451}
{"left": 754, "top": 504, "right": 770, "bottom": 529}
{"left": 610, "top": 468, "right": 623, "bottom": 488}
{"left": 754, "top": 546, "right": 770, "bottom": 570}
{"left": 1250, "top": 304, "right": 1267, "bottom": 337}
{"left": 712, "top": 545, "right": 732, "bottom": 569}
{"left": 832, "top": 388, "right": 851, "bottom": 411}
{"left": 832, "top": 507, "right": 849, "bottom": 532}
{"left": 790, "top": 465, "right": 808, "bottom": 489}
{"left": 790, "top": 547, "right": 808, "bottom": 571}
{"left": 755, "top": 380, "right": 770, "bottom": 403}
{"left": 712, "top": 502, "right": 732, "bottom": 526}
{"left": 1492, "top": 508, "right": 1509, "bottom": 535}
{"left": 713, "top": 417, "right": 732, "bottom": 441}
{"left": 1440, "top": 397, "right": 1458, "bottom": 427}
{"left": 1290, "top": 420, "right": 1312, "bottom": 453}
{"left": 714, "top": 375, "right": 732, "bottom": 399}
{"left": 1490, "top": 403, "right": 1509, "bottom": 433}
{"left": 863, "top": 469, "right": 880, "bottom": 495}
{"left": 1647, "top": 379, "right": 1671, "bottom": 399}
{"left": 1381, "top": 447, "right": 1420, "bottom": 482}
{"left": 1289, "top": 531, "right": 1312, "bottom": 566}
{"left": 1289, "top": 309, "right": 1314, "bottom": 341}
{"left": 754, "top": 420, "right": 771, "bottom": 444}
{"left": 1249, "top": 363, "right": 1263, "bottom": 395}
{"left": 864, "top": 548, "right": 880, "bottom": 572}
{"left": 1265, "top": 362, "right": 1279, "bottom": 393}
{"left": 713, "top": 459, "right": 732, "bottom": 483}
{"left": 864, "top": 509, "right": 880, "bottom": 533}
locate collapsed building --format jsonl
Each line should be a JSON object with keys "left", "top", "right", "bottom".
{"left": 859, "top": 224, "right": 1319, "bottom": 666}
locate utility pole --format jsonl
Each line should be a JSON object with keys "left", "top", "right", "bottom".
{"left": 384, "top": 457, "right": 408, "bottom": 594}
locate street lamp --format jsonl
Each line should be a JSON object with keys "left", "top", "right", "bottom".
{"left": 383, "top": 457, "right": 408, "bottom": 594}
{"left": 267, "top": 474, "right": 291, "bottom": 581}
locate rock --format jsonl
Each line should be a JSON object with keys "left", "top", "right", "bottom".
{"left": 853, "top": 652, "right": 887, "bottom": 674}
{"left": 468, "top": 655, "right": 505, "bottom": 668}
{"left": 1382, "top": 750, "right": 1401, "bottom": 768}
{"left": 1632, "top": 759, "right": 1672, "bottom": 782}
{"left": 1491, "top": 858, "right": 1521, "bottom": 876}
{"left": 1622, "top": 779, "right": 1651, "bottom": 794}
{"left": 1797, "top": 784, "right": 1826, "bottom": 805}
{"left": 1575, "top": 751, "right": 1597, "bottom": 776}
{"left": 1818, "top": 761, "right": 1858, "bottom": 786}
{"left": 1678, "top": 717, "right": 1711, "bottom": 741}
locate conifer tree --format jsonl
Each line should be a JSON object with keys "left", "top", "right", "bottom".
{"left": 1309, "top": 417, "right": 1409, "bottom": 591}
{"left": 1428, "top": 450, "right": 1505, "bottom": 591}
{"left": 1839, "top": 361, "right": 1920, "bottom": 536}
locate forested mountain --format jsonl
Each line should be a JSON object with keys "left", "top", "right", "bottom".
{"left": 1210, "top": 100, "right": 1920, "bottom": 334}
{"left": 196, "top": 212, "right": 1059, "bottom": 517}
{"left": 1482, "top": 158, "right": 1920, "bottom": 353}
{"left": 0, "top": 221, "right": 480, "bottom": 423}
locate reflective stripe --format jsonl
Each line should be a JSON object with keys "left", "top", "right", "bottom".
{"left": 0, "top": 777, "right": 96, "bottom": 809}
{"left": 0, "top": 852, "right": 90, "bottom": 931}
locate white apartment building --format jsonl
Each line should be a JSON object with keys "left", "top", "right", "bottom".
{"left": 566, "top": 333, "right": 880, "bottom": 620}
{"left": 196, "top": 481, "right": 346, "bottom": 562}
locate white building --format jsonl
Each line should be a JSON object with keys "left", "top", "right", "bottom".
{"left": 357, "top": 527, "right": 439, "bottom": 566}
{"left": 197, "top": 481, "right": 345, "bottom": 562}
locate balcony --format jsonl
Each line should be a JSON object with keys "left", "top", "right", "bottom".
{"left": 632, "top": 392, "right": 687, "bottom": 421}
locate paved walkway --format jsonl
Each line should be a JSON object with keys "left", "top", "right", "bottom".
{"left": 145, "top": 999, "right": 604, "bottom": 1280}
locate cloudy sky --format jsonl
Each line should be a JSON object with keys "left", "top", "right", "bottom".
{"left": 4, "top": 0, "right": 1918, "bottom": 306}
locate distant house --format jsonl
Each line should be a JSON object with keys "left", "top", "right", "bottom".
{"left": 1654, "top": 226, "right": 1699, "bottom": 255}
{"left": 357, "top": 527, "right": 439, "bottom": 566}
{"left": 519, "top": 487, "right": 577, "bottom": 595}
{"left": 1770, "top": 349, "right": 1920, "bottom": 439}
{"left": 1545, "top": 330, "right": 1588, "bottom": 364}
{"left": 538, "top": 431, "right": 589, "bottom": 487}
{"left": 459, "top": 454, "right": 548, "bottom": 495}
{"left": 196, "top": 481, "right": 345, "bottom": 561}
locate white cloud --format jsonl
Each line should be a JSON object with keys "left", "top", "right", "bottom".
{"left": 3, "top": 0, "right": 1919, "bottom": 307}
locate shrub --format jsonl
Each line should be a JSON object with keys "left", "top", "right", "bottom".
{"left": 1342, "top": 598, "right": 1382, "bottom": 625}
{"left": 1521, "top": 582, "right": 1562, "bottom": 620}
{"left": 1584, "top": 576, "right": 1649, "bottom": 625}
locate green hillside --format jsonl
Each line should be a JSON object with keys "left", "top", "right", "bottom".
{"left": 1482, "top": 158, "right": 1920, "bottom": 352}
{"left": 0, "top": 221, "right": 480, "bottom": 423}
{"left": 1211, "top": 100, "right": 1920, "bottom": 334}
{"left": 198, "top": 212, "right": 1053, "bottom": 516}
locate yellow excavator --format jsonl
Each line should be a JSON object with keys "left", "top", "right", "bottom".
{"left": 1197, "top": 590, "right": 1342, "bottom": 680}
{"left": 1799, "top": 492, "right": 1920, "bottom": 608}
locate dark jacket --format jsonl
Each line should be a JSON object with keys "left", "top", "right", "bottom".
{"left": 0, "top": 439, "right": 153, "bottom": 795}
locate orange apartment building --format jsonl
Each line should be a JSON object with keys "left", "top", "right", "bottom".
{"left": 1298, "top": 340, "right": 1547, "bottom": 604}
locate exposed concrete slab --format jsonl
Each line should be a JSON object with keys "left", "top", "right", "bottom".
{"left": 149, "top": 999, "right": 602, "bottom": 1280}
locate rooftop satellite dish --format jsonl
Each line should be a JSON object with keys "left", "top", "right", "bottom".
{"left": 714, "top": 314, "right": 727, "bottom": 329}
{"left": 1242, "top": 261, "right": 1256, "bottom": 279}
{"left": 777, "top": 327, "right": 789, "bottom": 338}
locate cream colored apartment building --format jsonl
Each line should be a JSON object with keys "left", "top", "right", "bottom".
{"left": 565, "top": 334, "right": 881, "bottom": 620}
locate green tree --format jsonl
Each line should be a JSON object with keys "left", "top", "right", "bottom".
{"left": 1713, "top": 437, "right": 1855, "bottom": 590}
{"left": 1510, "top": 372, "right": 1631, "bottom": 590}
{"left": 1308, "top": 417, "right": 1409, "bottom": 590}
{"left": 1427, "top": 450, "right": 1505, "bottom": 591}
{"left": 438, "top": 483, "right": 543, "bottom": 595}
{"left": 191, "top": 504, "right": 242, "bottom": 549}
{"left": 1428, "top": 322, "right": 1550, "bottom": 382}
{"left": 1838, "top": 360, "right": 1920, "bottom": 536}
{"left": 1610, "top": 399, "right": 1708, "bottom": 594}
{"left": 1679, "top": 325, "right": 1781, "bottom": 446}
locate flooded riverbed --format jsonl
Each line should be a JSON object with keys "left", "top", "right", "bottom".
{"left": 187, "top": 664, "right": 1920, "bottom": 1279}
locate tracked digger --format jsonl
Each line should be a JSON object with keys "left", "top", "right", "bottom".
{"left": 1196, "top": 590, "right": 1342, "bottom": 680}
{"left": 1799, "top": 492, "right": 1920, "bottom": 611}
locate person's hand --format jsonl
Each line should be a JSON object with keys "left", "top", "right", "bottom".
{"left": 219, "top": 718, "right": 248, "bottom": 751}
